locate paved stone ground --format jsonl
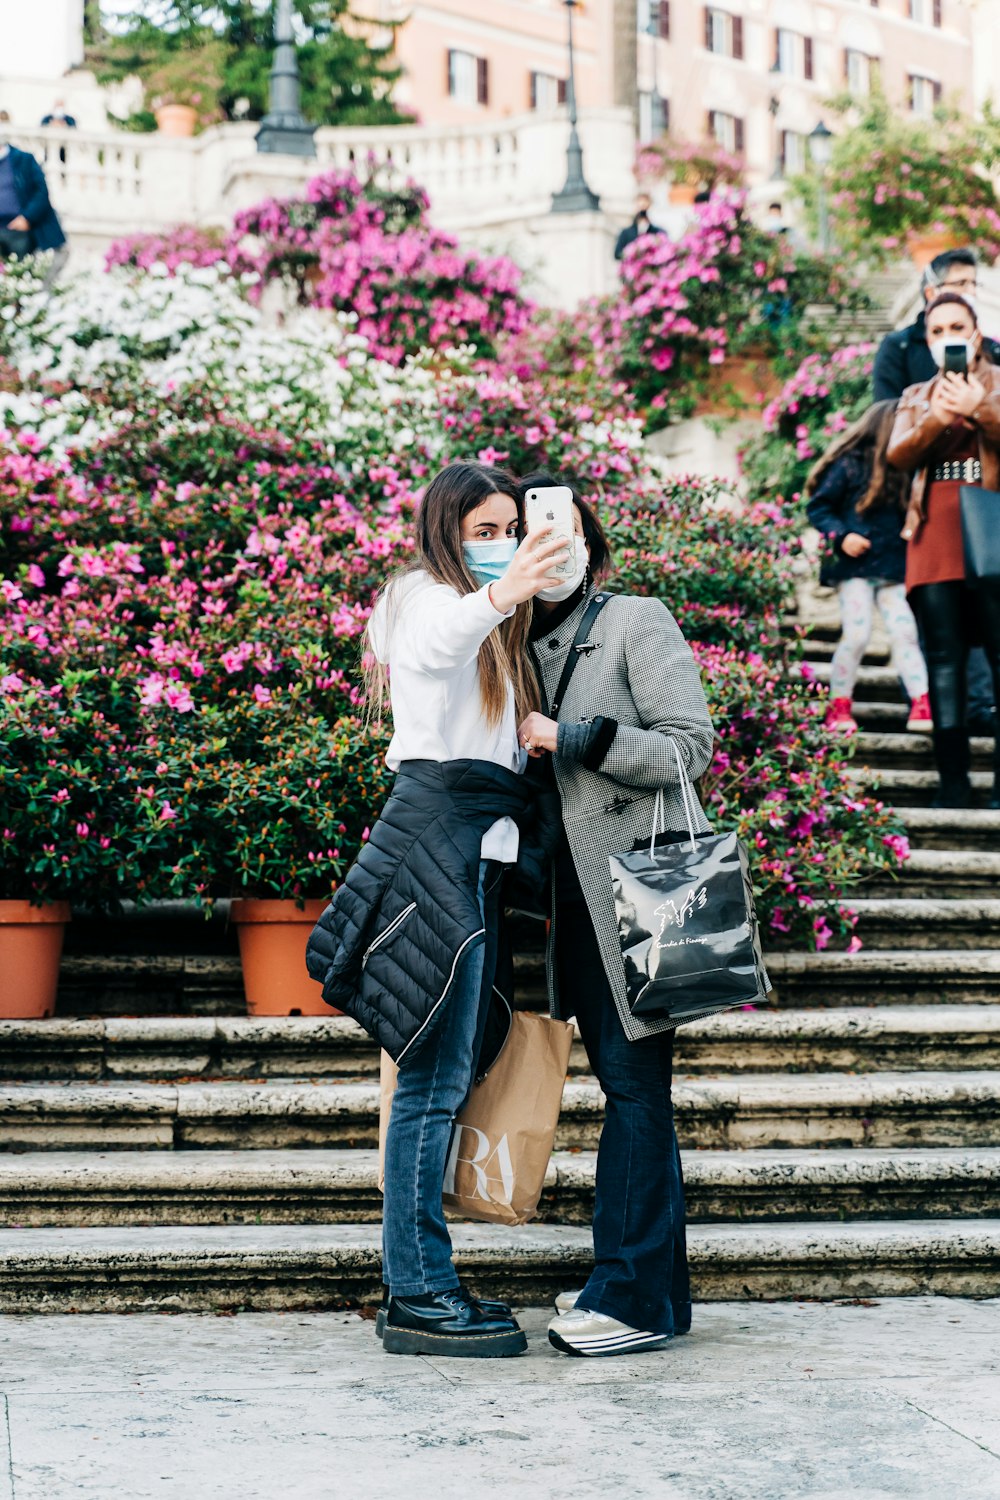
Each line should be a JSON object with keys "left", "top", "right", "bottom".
{"left": 0, "top": 1299, "right": 998, "bottom": 1500}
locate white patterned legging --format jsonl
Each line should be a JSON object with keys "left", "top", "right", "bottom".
{"left": 830, "top": 577, "right": 929, "bottom": 702}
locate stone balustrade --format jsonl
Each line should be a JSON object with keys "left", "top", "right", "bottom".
{"left": 9, "top": 108, "right": 637, "bottom": 303}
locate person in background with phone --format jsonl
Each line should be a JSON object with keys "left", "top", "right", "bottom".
{"left": 888, "top": 292, "right": 1000, "bottom": 808}
{"left": 873, "top": 246, "right": 1000, "bottom": 737}
{"left": 515, "top": 470, "right": 715, "bottom": 1357}
{"left": 312, "top": 463, "right": 568, "bottom": 1358}
{"left": 805, "top": 400, "right": 930, "bottom": 736}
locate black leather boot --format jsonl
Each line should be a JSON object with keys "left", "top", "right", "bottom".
{"left": 992, "top": 744, "right": 1000, "bottom": 812}
{"left": 932, "top": 727, "right": 974, "bottom": 809}
{"left": 375, "top": 1283, "right": 512, "bottom": 1339}
{"left": 382, "top": 1288, "right": 527, "bottom": 1357}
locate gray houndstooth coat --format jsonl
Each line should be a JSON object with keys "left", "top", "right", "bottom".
{"left": 534, "top": 585, "right": 717, "bottom": 1041}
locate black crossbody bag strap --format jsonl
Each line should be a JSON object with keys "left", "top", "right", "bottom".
{"left": 546, "top": 592, "right": 613, "bottom": 721}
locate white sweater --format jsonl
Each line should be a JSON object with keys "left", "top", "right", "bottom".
{"left": 367, "top": 571, "right": 523, "bottom": 862}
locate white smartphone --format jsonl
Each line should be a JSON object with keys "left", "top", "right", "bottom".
{"left": 524, "top": 485, "right": 576, "bottom": 578}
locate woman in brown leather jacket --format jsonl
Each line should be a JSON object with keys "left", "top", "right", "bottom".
{"left": 888, "top": 291, "right": 1000, "bottom": 808}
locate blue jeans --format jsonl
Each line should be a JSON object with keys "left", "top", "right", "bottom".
{"left": 557, "top": 897, "right": 691, "bottom": 1339}
{"left": 382, "top": 861, "right": 499, "bottom": 1296}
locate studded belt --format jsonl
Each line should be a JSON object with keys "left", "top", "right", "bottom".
{"left": 931, "top": 458, "right": 982, "bottom": 482}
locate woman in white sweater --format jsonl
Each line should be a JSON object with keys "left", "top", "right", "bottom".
{"left": 362, "top": 462, "right": 566, "bottom": 1358}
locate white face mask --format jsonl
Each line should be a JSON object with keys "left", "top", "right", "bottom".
{"left": 537, "top": 536, "right": 589, "bottom": 602}
{"left": 929, "top": 335, "right": 977, "bottom": 371}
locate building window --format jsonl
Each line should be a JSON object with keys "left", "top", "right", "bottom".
{"left": 909, "top": 0, "right": 943, "bottom": 24}
{"left": 447, "top": 49, "right": 489, "bottom": 106}
{"left": 639, "top": 0, "right": 671, "bottom": 38}
{"left": 639, "top": 91, "right": 669, "bottom": 141}
{"left": 780, "top": 130, "right": 808, "bottom": 174}
{"left": 845, "top": 49, "right": 873, "bottom": 94}
{"left": 708, "top": 109, "right": 744, "bottom": 154}
{"left": 909, "top": 73, "right": 941, "bottom": 115}
{"left": 529, "top": 71, "right": 567, "bottom": 110}
{"left": 774, "top": 29, "right": 814, "bottom": 81}
{"left": 705, "top": 8, "right": 744, "bottom": 60}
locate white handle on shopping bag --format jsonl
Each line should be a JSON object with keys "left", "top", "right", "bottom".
{"left": 648, "top": 740, "right": 700, "bottom": 857}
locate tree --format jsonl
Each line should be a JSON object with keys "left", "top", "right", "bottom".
{"left": 90, "top": 0, "right": 405, "bottom": 128}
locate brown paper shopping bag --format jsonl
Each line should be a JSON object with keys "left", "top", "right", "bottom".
{"left": 377, "top": 1011, "right": 574, "bottom": 1226}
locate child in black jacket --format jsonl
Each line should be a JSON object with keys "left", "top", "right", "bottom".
{"left": 805, "top": 399, "right": 930, "bottom": 734}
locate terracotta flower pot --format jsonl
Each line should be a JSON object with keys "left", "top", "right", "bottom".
{"left": 693, "top": 351, "right": 782, "bottom": 416}
{"left": 907, "top": 230, "right": 959, "bottom": 269}
{"left": 0, "top": 901, "right": 70, "bottom": 1019}
{"left": 155, "top": 104, "right": 198, "bottom": 138}
{"left": 669, "top": 184, "right": 698, "bottom": 206}
{"left": 230, "top": 897, "right": 336, "bottom": 1016}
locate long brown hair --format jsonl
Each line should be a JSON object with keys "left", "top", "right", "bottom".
{"left": 804, "top": 400, "right": 909, "bottom": 514}
{"left": 364, "top": 463, "right": 540, "bottom": 726}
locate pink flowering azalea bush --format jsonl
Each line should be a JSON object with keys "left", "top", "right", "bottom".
{"left": 792, "top": 91, "right": 1000, "bottom": 266}
{"left": 695, "top": 645, "right": 905, "bottom": 948}
{"left": 502, "top": 193, "right": 867, "bottom": 433}
{"left": 104, "top": 169, "right": 531, "bottom": 366}
{"left": 740, "top": 343, "right": 877, "bottom": 505}
{"left": 0, "top": 255, "right": 909, "bottom": 943}
{"left": 104, "top": 225, "right": 226, "bottom": 274}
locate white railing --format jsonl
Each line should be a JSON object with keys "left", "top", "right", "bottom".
{"left": 9, "top": 108, "right": 634, "bottom": 244}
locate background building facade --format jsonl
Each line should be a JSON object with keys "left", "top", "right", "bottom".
{"left": 360, "top": 0, "right": 980, "bottom": 186}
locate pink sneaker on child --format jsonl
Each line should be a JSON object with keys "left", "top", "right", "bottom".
{"left": 825, "top": 697, "right": 858, "bottom": 734}
{"left": 906, "top": 694, "right": 933, "bottom": 733}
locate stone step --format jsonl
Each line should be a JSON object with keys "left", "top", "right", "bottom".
{"left": 847, "top": 898, "right": 1000, "bottom": 950}
{"left": 3, "top": 1006, "right": 999, "bottom": 1081}
{"left": 1, "top": 1072, "right": 996, "bottom": 1152}
{"left": 850, "top": 766, "right": 994, "bottom": 806}
{"left": 899, "top": 806, "right": 1000, "bottom": 851}
{"left": 863, "top": 849, "right": 1000, "bottom": 897}
{"left": 1, "top": 1219, "right": 995, "bottom": 1310}
{"left": 854, "top": 700, "right": 911, "bottom": 731}
{"left": 854, "top": 732, "right": 994, "bottom": 772}
{"left": 810, "top": 663, "right": 902, "bottom": 702}
{"left": 766, "top": 949, "right": 1000, "bottom": 1006}
{"left": 800, "top": 639, "right": 891, "bottom": 666}
{"left": 2, "top": 1146, "right": 995, "bottom": 1228}
{"left": 58, "top": 954, "right": 245, "bottom": 1017}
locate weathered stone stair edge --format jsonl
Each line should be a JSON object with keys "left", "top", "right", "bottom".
{"left": 4, "top": 1006, "right": 1000, "bottom": 1080}
{"left": 3, "top": 1071, "right": 997, "bottom": 1118}
{"left": 2, "top": 1073, "right": 997, "bottom": 1153}
{"left": 1, "top": 1221, "right": 996, "bottom": 1310}
{"left": 1, "top": 1147, "right": 996, "bottom": 1228}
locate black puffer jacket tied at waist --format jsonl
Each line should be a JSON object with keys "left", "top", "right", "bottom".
{"left": 305, "top": 759, "right": 551, "bottom": 1068}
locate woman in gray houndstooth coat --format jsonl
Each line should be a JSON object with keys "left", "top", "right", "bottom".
{"left": 516, "top": 471, "right": 716, "bottom": 1359}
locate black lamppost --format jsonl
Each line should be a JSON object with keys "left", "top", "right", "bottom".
{"left": 551, "top": 0, "right": 600, "bottom": 213}
{"left": 809, "top": 120, "right": 834, "bottom": 254}
{"left": 256, "top": 0, "right": 317, "bottom": 157}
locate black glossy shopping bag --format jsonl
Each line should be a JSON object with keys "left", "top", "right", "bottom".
{"left": 608, "top": 757, "right": 770, "bottom": 1026}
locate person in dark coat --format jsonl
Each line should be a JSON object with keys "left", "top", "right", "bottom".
{"left": 0, "top": 133, "right": 67, "bottom": 264}
{"left": 805, "top": 400, "right": 930, "bottom": 736}
{"left": 873, "top": 249, "right": 1000, "bottom": 401}
{"left": 614, "top": 193, "right": 666, "bottom": 261}
{"left": 873, "top": 247, "right": 997, "bottom": 734}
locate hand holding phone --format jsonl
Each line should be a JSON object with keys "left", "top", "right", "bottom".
{"left": 525, "top": 485, "right": 575, "bottom": 578}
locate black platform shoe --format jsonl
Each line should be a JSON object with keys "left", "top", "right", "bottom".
{"left": 375, "top": 1283, "right": 512, "bottom": 1339}
{"left": 382, "top": 1288, "right": 527, "bottom": 1358}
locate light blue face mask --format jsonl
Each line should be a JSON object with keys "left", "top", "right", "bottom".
{"left": 463, "top": 537, "right": 518, "bottom": 587}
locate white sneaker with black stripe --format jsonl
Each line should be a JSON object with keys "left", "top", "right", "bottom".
{"left": 548, "top": 1308, "right": 671, "bottom": 1357}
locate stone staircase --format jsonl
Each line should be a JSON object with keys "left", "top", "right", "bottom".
{"left": 0, "top": 627, "right": 998, "bottom": 1312}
